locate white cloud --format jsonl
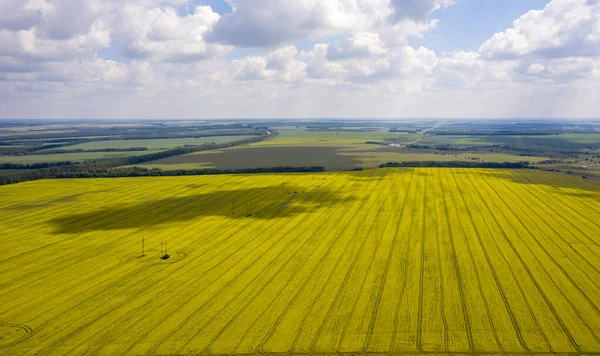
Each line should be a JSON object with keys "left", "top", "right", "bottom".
{"left": 0, "top": 0, "right": 43, "bottom": 31}
{"left": 231, "top": 56, "right": 275, "bottom": 81}
{"left": 480, "top": 0, "right": 600, "bottom": 59}
{"left": 113, "top": 4, "right": 229, "bottom": 62}
{"left": 0, "top": 23, "right": 110, "bottom": 62}
{"left": 326, "top": 32, "right": 387, "bottom": 60}
{"left": 266, "top": 46, "right": 307, "bottom": 81}
{"left": 389, "top": 0, "right": 454, "bottom": 23}
{"left": 206, "top": 0, "right": 446, "bottom": 48}
{"left": 298, "top": 44, "right": 347, "bottom": 80}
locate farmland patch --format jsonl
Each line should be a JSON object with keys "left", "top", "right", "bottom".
{"left": 1, "top": 169, "right": 599, "bottom": 355}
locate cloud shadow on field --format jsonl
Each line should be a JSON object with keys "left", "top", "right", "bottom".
{"left": 453, "top": 169, "right": 600, "bottom": 197}
{"left": 6, "top": 193, "right": 88, "bottom": 211}
{"left": 49, "top": 185, "right": 353, "bottom": 234}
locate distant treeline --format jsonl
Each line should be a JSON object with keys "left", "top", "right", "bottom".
{"left": 430, "top": 131, "right": 561, "bottom": 136}
{"left": 0, "top": 126, "right": 260, "bottom": 143}
{"left": 380, "top": 161, "right": 530, "bottom": 168}
{"left": 5, "top": 147, "right": 149, "bottom": 156}
{"left": 389, "top": 129, "right": 420, "bottom": 133}
{"left": 407, "top": 144, "right": 473, "bottom": 151}
{"left": 0, "top": 130, "right": 278, "bottom": 185}
{"left": 55, "top": 166, "right": 326, "bottom": 178}
{"left": 0, "top": 162, "right": 79, "bottom": 170}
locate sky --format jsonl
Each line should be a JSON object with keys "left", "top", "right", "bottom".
{"left": 0, "top": 0, "right": 599, "bottom": 119}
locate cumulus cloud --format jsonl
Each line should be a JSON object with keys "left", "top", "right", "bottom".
{"left": 266, "top": 46, "right": 307, "bottom": 81}
{"left": 113, "top": 4, "right": 229, "bottom": 62}
{"left": 298, "top": 44, "right": 346, "bottom": 79}
{"left": 0, "top": 0, "right": 43, "bottom": 31}
{"left": 0, "top": 23, "right": 110, "bottom": 63}
{"left": 389, "top": 0, "right": 454, "bottom": 23}
{"left": 205, "top": 0, "right": 453, "bottom": 49}
{"left": 326, "top": 32, "right": 387, "bottom": 60}
{"left": 479, "top": 0, "right": 600, "bottom": 59}
{"left": 515, "top": 56, "right": 598, "bottom": 81}
{"left": 231, "top": 56, "right": 274, "bottom": 81}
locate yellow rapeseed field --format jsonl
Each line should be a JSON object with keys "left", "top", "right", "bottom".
{"left": 1, "top": 168, "right": 600, "bottom": 355}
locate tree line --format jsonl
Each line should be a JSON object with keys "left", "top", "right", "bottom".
{"left": 0, "top": 162, "right": 78, "bottom": 170}
{"left": 54, "top": 166, "right": 325, "bottom": 178}
{"left": 0, "top": 130, "right": 278, "bottom": 185}
{"left": 379, "top": 161, "right": 530, "bottom": 168}
{"left": 4, "top": 147, "right": 149, "bottom": 156}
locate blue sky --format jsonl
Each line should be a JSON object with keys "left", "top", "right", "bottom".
{"left": 416, "top": 0, "right": 551, "bottom": 51}
{"left": 0, "top": 0, "right": 598, "bottom": 119}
